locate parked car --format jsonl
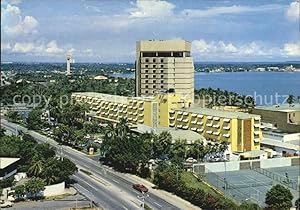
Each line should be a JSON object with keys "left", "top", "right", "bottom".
{"left": 132, "top": 184, "right": 148, "bottom": 193}
{"left": 0, "top": 200, "right": 13, "bottom": 208}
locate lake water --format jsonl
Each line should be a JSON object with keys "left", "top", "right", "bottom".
{"left": 111, "top": 72, "right": 300, "bottom": 105}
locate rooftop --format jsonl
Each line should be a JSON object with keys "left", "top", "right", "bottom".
{"left": 254, "top": 104, "right": 300, "bottom": 112}
{"left": 72, "top": 92, "right": 155, "bottom": 104}
{"left": 132, "top": 124, "right": 206, "bottom": 144}
{"left": 261, "top": 138, "right": 300, "bottom": 151}
{"left": 0, "top": 157, "right": 20, "bottom": 169}
{"left": 177, "top": 107, "right": 260, "bottom": 119}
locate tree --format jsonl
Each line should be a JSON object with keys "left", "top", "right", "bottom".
{"left": 170, "top": 139, "right": 187, "bottom": 165}
{"left": 187, "top": 139, "right": 205, "bottom": 161}
{"left": 265, "top": 184, "right": 293, "bottom": 210}
{"left": 25, "top": 177, "right": 45, "bottom": 199}
{"left": 27, "top": 108, "right": 43, "bottom": 130}
{"left": 152, "top": 131, "right": 172, "bottom": 159}
{"left": 296, "top": 198, "right": 300, "bottom": 210}
{"left": 0, "top": 128, "right": 5, "bottom": 137}
{"left": 239, "top": 201, "right": 261, "bottom": 210}
{"left": 287, "top": 95, "right": 295, "bottom": 105}
{"left": 27, "top": 157, "right": 44, "bottom": 177}
{"left": 14, "top": 185, "right": 26, "bottom": 200}
{"left": 6, "top": 110, "right": 22, "bottom": 122}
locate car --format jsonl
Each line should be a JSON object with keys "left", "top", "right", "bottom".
{"left": 0, "top": 200, "right": 13, "bottom": 208}
{"left": 132, "top": 184, "right": 148, "bottom": 193}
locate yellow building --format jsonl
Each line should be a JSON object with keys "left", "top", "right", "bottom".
{"left": 72, "top": 92, "right": 262, "bottom": 152}
{"left": 136, "top": 39, "right": 194, "bottom": 103}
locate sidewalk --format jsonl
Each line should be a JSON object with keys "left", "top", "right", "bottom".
{"left": 119, "top": 172, "right": 202, "bottom": 210}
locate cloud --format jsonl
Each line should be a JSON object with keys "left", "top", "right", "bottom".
{"left": 192, "top": 39, "right": 281, "bottom": 60}
{"left": 286, "top": 1, "right": 299, "bottom": 21}
{"left": 11, "top": 40, "right": 64, "bottom": 56}
{"left": 1, "top": 42, "right": 12, "bottom": 52}
{"left": 45, "top": 40, "right": 64, "bottom": 54}
{"left": 283, "top": 42, "right": 300, "bottom": 57}
{"left": 2, "top": 4, "right": 38, "bottom": 36}
{"left": 129, "top": 0, "right": 175, "bottom": 18}
{"left": 181, "top": 4, "right": 283, "bottom": 18}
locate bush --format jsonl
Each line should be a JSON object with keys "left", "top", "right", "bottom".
{"left": 265, "top": 184, "right": 293, "bottom": 210}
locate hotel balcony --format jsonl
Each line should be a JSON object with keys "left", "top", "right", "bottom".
{"left": 170, "top": 122, "right": 175, "bottom": 127}
{"left": 197, "top": 128, "right": 204, "bottom": 132}
{"left": 138, "top": 119, "right": 144, "bottom": 123}
{"left": 206, "top": 123, "right": 213, "bottom": 127}
{"left": 207, "top": 116, "right": 213, "bottom": 120}
{"left": 197, "top": 114, "right": 203, "bottom": 118}
{"left": 254, "top": 138, "right": 260, "bottom": 143}
{"left": 138, "top": 113, "right": 144, "bottom": 117}
{"left": 213, "top": 124, "right": 220, "bottom": 128}
{"left": 177, "top": 111, "right": 183, "bottom": 115}
{"left": 223, "top": 134, "right": 230, "bottom": 138}
{"left": 197, "top": 121, "right": 203, "bottom": 125}
{"left": 213, "top": 131, "right": 220, "bottom": 136}
{"left": 182, "top": 118, "right": 189, "bottom": 123}
{"left": 177, "top": 117, "right": 183, "bottom": 122}
{"left": 169, "top": 116, "right": 175, "bottom": 120}
{"left": 183, "top": 112, "right": 189, "bottom": 116}
{"left": 169, "top": 109, "right": 175, "bottom": 114}
{"left": 254, "top": 124, "right": 260, "bottom": 128}
{"left": 223, "top": 118, "right": 231, "bottom": 123}
{"left": 191, "top": 120, "right": 197, "bottom": 124}
{"left": 138, "top": 107, "right": 144, "bottom": 111}
{"left": 223, "top": 126, "right": 230, "bottom": 130}
{"left": 191, "top": 127, "right": 197, "bottom": 131}
{"left": 206, "top": 130, "right": 213, "bottom": 134}
{"left": 182, "top": 125, "right": 188, "bottom": 130}
{"left": 213, "top": 117, "right": 220, "bottom": 121}
{"left": 191, "top": 113, "right": 197, "bottom": 117}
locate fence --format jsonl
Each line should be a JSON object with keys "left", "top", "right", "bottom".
{"left": 197, "top": 168, "right": 260, "bottom": 205}
{"left": 253, "top": 168, "right": 299, "bottom": 191}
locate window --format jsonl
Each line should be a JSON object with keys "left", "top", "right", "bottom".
{"left": 145, "top": 90, "right": 149, "bottom": 94}
{"left": 153, "top": 90, "right": 155, "bottom": 93}
{"left": 161, "top": 85, "right": 164, "bottom": 88}
{"left": 145, "top": 85, "right": 148, "bottom": 88}
{"left": 160, "top": 65, "right": 164, "bottom": 68}
{"left": 145, "top": 80, "right": 148, "bottom": 83}
{"left": 158, "top": 52, "right": 171, "bottom": 57}
{"left": 145, "top": 65, "right": 148, "bottom": 68}
{"left": 153, "top": 59, "right": 156, "bottom": 62}
{"left": 153, "top": 80, "right": 156, "bottom": 83}
{"left": 173, "top": 51, "right": 183, "bottom": 57}
{"left": 161, "top": 75, "right": 164, "bottom": 78}
{"left": 145, "top": 59, "right": 149, "bottom": 62}
{"left": 161, "top": 80, "right": 164, "bottom": 83}
{"left": 143, "top": 52, "right": 156, "bottom": 57}
{"left": 153, "top": 65, "right": 156, "bottom": 68}
{"left": 153, "top": 85, "right": 156, "bottom": 88}
{"left": 161, "top": 70, "right": 163, "bottom": 73}
{"left": 145, "top": 70, "right": 148, "bottom": 73}
{"left": 153, "top": 70, "right": 156, "bottom": 73}
{"left": 153, "top": 75, "right": 156, "bottom": 78}
{"left": 145, "top": 75, "right": 148, "bottom": 78}
{"left": 160, "top": 58, "right": 164, "bottom": 62}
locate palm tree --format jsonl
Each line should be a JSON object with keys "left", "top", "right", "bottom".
{"left": 28, "top": 158, "right": 43, "bottom": 177}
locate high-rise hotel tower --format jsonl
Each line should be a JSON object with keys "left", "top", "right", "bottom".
{"left": 135, "top": 40, "right": 194, "bottom": 103}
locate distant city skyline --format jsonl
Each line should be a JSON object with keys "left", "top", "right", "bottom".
{"left": 1, "top": 0, "right": 300, "bottom": 62}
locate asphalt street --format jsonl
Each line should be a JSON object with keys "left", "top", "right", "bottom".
{"left": 1, "top": 119, "right": 180, "bottom": 210}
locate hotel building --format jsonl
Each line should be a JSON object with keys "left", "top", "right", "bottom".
{"left": 72, "top": 92, "right": 262, "bottom": 152}
{"left": 135, "top": 39, "right": 194, "bottom": 103}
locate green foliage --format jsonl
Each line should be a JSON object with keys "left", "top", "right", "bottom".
{"left": 27, "top": 108, "right": 43, "bottom": 130}
{"left": 296, "top": 198, "right": 300, "bottom": 210}
{"left": 24, "top": 177, "right": 45, "bottom": 199}
{"left": 265, "top": 184, "right": 293, "bottom": 210}
{"left": 6, "top": 110, "right": 22, "bottom": 122}
{"left": 0, "top": 177, "right": 15, "bottom": 189}
{"left": 152, "top": 131, "right": 172, "bottom": 159}
{"left": 153, "top": 163, "right": 239, "bottom": 210}
{"left": 14, "top": 185, "right": 26, "bottom": 200}
{"left": 239, "top": 201, "right": 262, "bottom": 210}
{"left": 287, "top": 95, "right": 295, "bottom": 105}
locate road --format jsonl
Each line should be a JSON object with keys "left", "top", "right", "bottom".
{"left": 1, "top": 119, "right": 180, "bottom": 210}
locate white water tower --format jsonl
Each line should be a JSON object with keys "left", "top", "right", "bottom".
{"left": 66, "top": 54, "right": 74, "bottom": 75}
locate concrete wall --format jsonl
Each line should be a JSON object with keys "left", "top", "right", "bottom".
{"left": 43, "top": 181, "right": 65, "bottom": 197}
{"left": 193, "top": 157, "right": 299, "bottom": 173}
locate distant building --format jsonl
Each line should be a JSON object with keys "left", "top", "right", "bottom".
{"left": 251, "top": 104, "right": 300, "bottom": 133}
{"left": 93, "top": 75, "right": 108, "bottom": 80}
{"left": 72, "top": 92, "right": 262, "bottom": 152}
{"left": 135, "top": 39, "right": 194, "bottom": 103}
{"left": 0, "top": 158, "right": 20, "bottom": 180}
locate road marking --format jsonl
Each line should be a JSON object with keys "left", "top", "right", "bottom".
{"left": 74, "top": 175, "right": 100, "bottom": 192}
{"left": 122, "top": 206, "right": 129, "bottom": 210}
{"left": 154, "top": 201, "right": 162, "bottom": 207}
{"left": 112, "top": 179, "right": 120, "bottom": 184}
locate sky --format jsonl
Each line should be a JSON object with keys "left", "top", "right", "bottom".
{"left": 1, "top": 0, "right": 300, "bottom": 62}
